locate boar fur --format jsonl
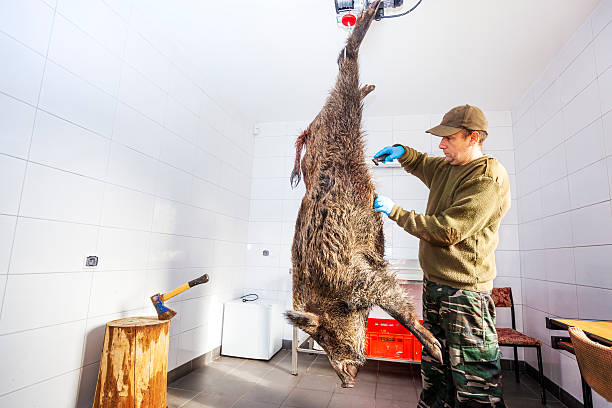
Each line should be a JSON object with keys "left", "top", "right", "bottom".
{"left": 286, "top": 1, "right": 442, "bottom": 388}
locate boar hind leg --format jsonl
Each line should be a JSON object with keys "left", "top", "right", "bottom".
{"left": 373, "top": 280, "right": 443, "bottom": 363}
{"left": 340, "top": 0, "right": 381, "bottom": 61}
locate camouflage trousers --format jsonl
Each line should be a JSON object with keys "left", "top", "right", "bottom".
{"left": 418, "top": 280, "right": 506, "bottom": 408}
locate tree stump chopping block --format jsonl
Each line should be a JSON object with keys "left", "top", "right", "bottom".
{"left": 93, "top": 317, "right": 170, "bottom": 408}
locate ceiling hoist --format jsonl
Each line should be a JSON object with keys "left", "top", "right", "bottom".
{"left": 334, "top": 0, "right": 423, "bottom": 28}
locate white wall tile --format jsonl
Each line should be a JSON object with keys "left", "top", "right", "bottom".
{"left": 0, "top": 0, "right": 54, "bottom": 55}
{"left": 155, "top": 163, "right": 192, "bottom": 204}
{"left": 0, "top": 320, "right": 86, "bottom": 395}
{"left": 392, "top": 114, "right": 429, "bottom": 131}
{"left": 48, "top": 14, "right": 122, "bottom": 96}
{"left": 568, "top": 159, "right": 610, "bottom": 209}
{"left": 0, "top": 32, "right": 46, "bottom": 105}
{"left": 574, "top": 245, "right": 612, "bottom": 289}
{"left": 76, "top": 363, "right": 99, "bottom": 408}
{"left": 558, "top": 18, "right": 593, "bottom": 74}
{"left": 524, "top": 278, "right": 550, "bottom": 313}
{"left": 513, "top": 108, "right": 536, "bottom": 146}
{"left": 547, "top": 282, "right": 579, "bottom": 318}
{"left": 540, "top": 177, "right": 571, "bottom": 217}
{"left": 365, "top": 130, "right": 392, "bottom": 157}
{"left": 495, "top": 250, "right": 520, "bottom": 277}
{"left": 167, "top": 66, "right": 201, "bottom": 115}
{"left": 518, "top": 190, "right": 542, "bottom": 223}
{"left": 486, "top": 111, "right": 513, "bottom": 127}
{"left": 124, "top": 29, "right": 170, "bottom": 91}
{"left": 539, "top": 144, "right": 567, "bottom": 187}
{"left": 30, "top": 111, "right": 110, "bottom": 179}
{"left": 561, "top": 80, "right": 601, "bottom": 139}
{"left": 105, "top": 142, "right": 158, "bottom": 194}
{"left": 599, "top": 65, "right": 612, "bottom": 114}
{"left": 88, "top": 270, "right": 147, "bottom": 317}
{"left": 564, "top": 119, "right": 605, "bottom": 174}
{"left": 250, "top": 199, "right": 282, "bottom": 222}
{"left": 164, "top": 98, "right": 199, "bottom": 142}
{"left": 9, "top": 218, "right": 97, "bottom": 274}
{"left": 591, "top": 0, "right": 612, "bottom": 36}
{"left": 0, "top": 90, "right": 36, "bottom": 159}
{"left": 608, "top": 156, "right": 612, "bottom": 199}
{"left": 39, "top": 62, "right": 116, "bottom": 137}
{"left": 544, "top": 248, "right": 575, "bottom": 284}
{"left": 392, "top": 175, "right": 429, "bottom": 200}
{"left": 0, "top": 215, "right": 16, "bottom": 274}
{"left": 498, "top": 225, "right": 519, "bottom": 250}
{"left": 571, "top": 201, "right": 612, "bottom": 246}
{"left": 57, "top": 0, "right": 128, "bottom": 56}
{"left": 252, "top": 156, "right": 285, "bottom": 179}
{"left": 118, "top": 65, "right": 166, "bottom": 125}
{"left": 518, "top": 219, "right": 544, "bottom": 251}
{"left": 485, "top": 127, "right": 514, "bottom": 151}
{"left": 393, "top": 130, "right": 431, "bottom": 153}
{"left": 577, "top": 285, "right": 612, "bottom": 320}
{"left": 0, "top": 272, "right": 91, "bottom": 334}
{"left": 100, "top": 184, "right": 155, "bottom": 231}
{"left": 253, "top": 136, "right": 292, "bottom": 158}
{"left": 0, "top": 155, "right": 26, "bottom": 215}
{"left": 594, "top": 20, "right": 612, "bottom": 74}
{"left": 97, "top": 227, "right": 151, "bottom": 271}
{"left": 248, "top": 221, "right": 282, "bottom": 244}
{"left": 20, "top": 163, "right": 104, "bottom": 224}
{"left": 559, "top": 45, "right": 597, "bottom": 106}
{"left": 112, "top": 103, "right": 163, "bottom": 159}
{"left": 604, "top": 110, "right": 612, "bottom": 156}
{"left": 534, "top": 80, "right": 562, "bottom": 128}
{"left": 363, "top": 116, "right": 393, "bottom": 132}
{"left": 521, "top": 250, "right": 546, "bottom": 280}
{"left": 0, "top": 367, "right": 80, "bottom": 408}
{"left": 558, "top": 351, "right": 583, "bottom": 402}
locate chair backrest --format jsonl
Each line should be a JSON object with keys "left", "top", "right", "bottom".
{"left": 491, "top": 287, "right": 516, "bottom": 330}
{"left": 491, "top": 287, "right": 513, "bottom": 307}
{"left": 568, "top": 327, "right": 612, "bottom": 402}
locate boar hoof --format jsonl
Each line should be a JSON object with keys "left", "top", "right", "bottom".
{"left": 428, "top": 338, "right": 443, "bottom": 364}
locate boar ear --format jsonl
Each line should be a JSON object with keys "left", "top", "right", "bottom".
{"left": 285, "top": 310, "right": 319, "bottom": 329}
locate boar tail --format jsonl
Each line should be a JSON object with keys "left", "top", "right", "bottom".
{"left": 290, "top": 128, "right": 309, "bottom": 189}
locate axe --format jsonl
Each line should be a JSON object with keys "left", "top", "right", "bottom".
{"left": 150, "top": 274, "right": 210, "bottom": 320}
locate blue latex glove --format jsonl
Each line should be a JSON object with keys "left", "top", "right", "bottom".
{"left": 374, "top": 145, "right": 405, "bottom": 163}
{"left": 374, "top": 195, "right": 395, "bottom": 216}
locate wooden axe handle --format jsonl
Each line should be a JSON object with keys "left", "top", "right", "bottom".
{"left": 161, "top": 274, "right": 209, "bottom": 301}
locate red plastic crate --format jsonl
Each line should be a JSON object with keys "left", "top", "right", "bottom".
{"left": 367, "top": 333, "right": 414, "bottom": 359}
{"left": 366, "top": 318, "right": 424, "bottom": 361}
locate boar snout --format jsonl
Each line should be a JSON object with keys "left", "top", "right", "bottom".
{"left": 341, "top": 363, "right": 358, "bottom": 388}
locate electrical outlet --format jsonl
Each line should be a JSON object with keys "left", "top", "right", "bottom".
{"left": 85, "top": 256, "right": 98, "bottom": 267}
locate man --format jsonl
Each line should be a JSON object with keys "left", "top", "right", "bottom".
{"left": 373, "top": 104, "right": 510, "bottom": 408}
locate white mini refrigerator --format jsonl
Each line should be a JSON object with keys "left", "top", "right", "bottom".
{"left": 221, "top": 299, "right": 283, "bottom": 360}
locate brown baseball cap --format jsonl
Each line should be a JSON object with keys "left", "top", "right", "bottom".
{"left": 426, "top": 104, "right": 488, "bottom": 137}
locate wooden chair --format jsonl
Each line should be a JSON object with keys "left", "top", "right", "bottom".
{"left": 491, "top": 287, "right": 546, "bottom": 404}
{"left": 568, "top": 327, "right": 612, "bottom": 403}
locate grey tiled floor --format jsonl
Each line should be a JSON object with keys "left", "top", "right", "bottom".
{"left": 168, "top": 350, "right": 567, "bottom": 408}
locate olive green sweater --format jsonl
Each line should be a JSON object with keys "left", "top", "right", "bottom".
{"left": 388, "top": 146, "right": 511, "bottom": 292}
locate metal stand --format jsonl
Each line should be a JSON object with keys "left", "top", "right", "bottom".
{"left": 290, "top": 326, "right": 419, "bottom": 376}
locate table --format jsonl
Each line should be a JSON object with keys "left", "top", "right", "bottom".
{"left": 546, "top": 318, "right": 612, "bottom": 408}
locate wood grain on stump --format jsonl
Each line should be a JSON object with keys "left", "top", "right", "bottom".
{"left": 92, "top": 317, "right": 170, "bottom": 408}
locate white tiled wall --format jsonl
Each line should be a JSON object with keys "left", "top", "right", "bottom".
{"left": 0, "top": 0, "right": 252, "bottom": 406}
{"left": 512, "top": 1, "right": 612, "bottom": 406}
{"left": 248, "top": 111, "right": 519, "bottom": 342}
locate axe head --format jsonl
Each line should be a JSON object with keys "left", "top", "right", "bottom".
{"left": 151, "top": 293, "right": 177, "bottom": 320}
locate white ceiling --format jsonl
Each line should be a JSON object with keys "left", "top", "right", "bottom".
{"left": 161, "top": 0, "right": 600, "bottom": 123}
